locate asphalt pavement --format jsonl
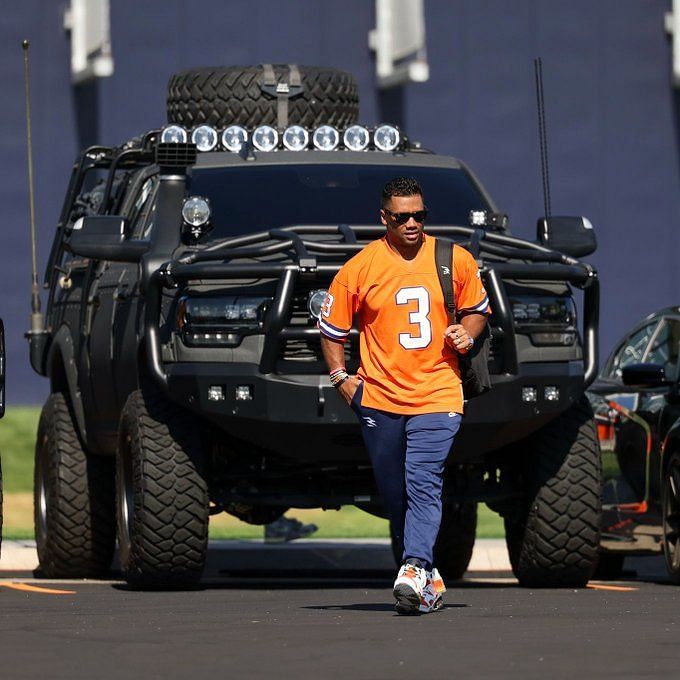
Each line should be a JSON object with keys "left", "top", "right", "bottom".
{"left": 0, "top": 541, "right": 679, "bottom": 679}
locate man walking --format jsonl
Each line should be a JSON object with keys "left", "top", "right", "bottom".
{"left": 319, "top": 177, "right": 489, "bottom": 614}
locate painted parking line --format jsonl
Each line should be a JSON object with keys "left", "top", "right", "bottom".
{"left": 0, "top": 581, "right": 76, "bottom": 595}
{"left": 587, "top": 583, "right": 638, "bottom": 592}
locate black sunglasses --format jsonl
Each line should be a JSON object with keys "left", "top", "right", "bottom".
{"left": 384, "top": 208, "right": 428, "bottom": 225}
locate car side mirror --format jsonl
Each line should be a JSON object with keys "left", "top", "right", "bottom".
{"left": 67, "top": 216, "right": 149, "bottom": 263}
{"left": 621, "top": 363, "right": 669, "bottom": 388}
{"left": 536, "top": 216, "right": 597, "bottom": 257}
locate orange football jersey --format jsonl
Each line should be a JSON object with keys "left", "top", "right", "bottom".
{"left": 319, "top": 234, "right": 490, "bottom": 414}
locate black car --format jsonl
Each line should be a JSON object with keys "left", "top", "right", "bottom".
{"left": 589, "top": 307, "right": 680, "bottom": 581}
{"left": 29, "top": 65, "right": 602, "bottom": 589}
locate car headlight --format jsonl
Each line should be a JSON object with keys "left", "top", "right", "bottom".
{"left": 177, "top": 295, "right": 271, "bottom": 347}
{"left": 510, "top": 295, "right": 577, "bottom": 346}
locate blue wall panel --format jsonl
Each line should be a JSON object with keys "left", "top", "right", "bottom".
{"left": 1, "top": 0, "right": 678, "bottom": 403}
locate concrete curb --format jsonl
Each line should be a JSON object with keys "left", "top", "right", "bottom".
{"left": 0, "top": 538, "right": 511, "bottom": 573}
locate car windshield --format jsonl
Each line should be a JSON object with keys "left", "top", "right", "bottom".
{"left": 186, "top": 164, "right": 491, "bottom": 240}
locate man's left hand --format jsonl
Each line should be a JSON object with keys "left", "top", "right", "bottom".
{"left": 444, "top": 324, "right": 473, "bottom": 354}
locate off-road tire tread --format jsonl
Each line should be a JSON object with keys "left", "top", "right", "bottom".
{"left": 167, "top": 65, "right": 359, "bottom": 129}
{"left": 433, "top": 502, "right": 478, "bottom": 581}
{"left": 118, "top": 388, "right": 208, "bottom": 590}
{"left": 505, "top": 396, "right": 602, "bottom": 588}
{"left": 35, "top": 393, "right": 115, "bottom": 577}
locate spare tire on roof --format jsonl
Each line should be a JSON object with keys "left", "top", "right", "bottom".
{"left": 167, "top": 65, "right": 359, "bottom": 130}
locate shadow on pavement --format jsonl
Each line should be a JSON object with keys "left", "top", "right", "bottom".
{"left": 303, "top": 602, "right": 468, "bottom": 612}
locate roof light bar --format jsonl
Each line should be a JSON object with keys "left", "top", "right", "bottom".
{"left": 155, "top": 123, "right": 407, "bottom": 152}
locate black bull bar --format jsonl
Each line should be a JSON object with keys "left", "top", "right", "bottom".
{"left": 143, "top": 225, "right": 599, "bottom": 392}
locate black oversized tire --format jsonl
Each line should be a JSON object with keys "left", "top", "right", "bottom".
{"left": 433, "top": 503, "right": 478, "bottom": 581}
{"left": 117, "top": 388, "right": 209, "bottom": 590}
{"left": 34, "top": 393, "right": 116, "bottom": 578}
{"left": 505, "top": 396, "right": 602, "bottom": 588}
{"left": 167, "top": 65, "right": 359, "bottom": 129}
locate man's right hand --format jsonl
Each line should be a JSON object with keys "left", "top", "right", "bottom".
{"left": 338, "top": 376, "right": 362, "bottom": 405}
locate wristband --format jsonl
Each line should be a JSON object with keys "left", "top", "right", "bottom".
{"left": 330, "top": 367, "right": 350, "bottom": 388}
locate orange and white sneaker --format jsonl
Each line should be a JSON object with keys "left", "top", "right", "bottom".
{"left": 419, "top": 568, "right": 446, "bottom": 613}
{"left": 393, "top": 562, "right": 428, "bottom": 615}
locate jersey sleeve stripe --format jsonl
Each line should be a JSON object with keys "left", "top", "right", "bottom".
{"left": 318, "top": 319, "right": 350, "bottom": 340}
{"left": 319, "top": 318, "right": 351, "bottom": 335}
{"left": 459, "top": 296, "right": 490, "bottom": 313}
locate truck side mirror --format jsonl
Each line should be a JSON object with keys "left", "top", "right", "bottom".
{"left": 536, "top": 216, "right": 597, "bottom": 257}
{"left": 67, "top": 216, "right": 149, "bottom": 263}
{"left": 621, "top": 362, "right": 669, "bottom": 388}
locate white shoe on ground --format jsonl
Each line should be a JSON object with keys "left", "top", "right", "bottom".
{"left": 419, "top": 568, "right": 446, "bottom": 613}
{"left": 393, "top": 562, "right": 428, "bottom": 615}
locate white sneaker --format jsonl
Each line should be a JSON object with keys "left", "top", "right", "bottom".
{"left": 393, "top": 563, "right": 428, "bottom": 615}
{"left": 419, "top": 568, "right": 446, "bottom": 613}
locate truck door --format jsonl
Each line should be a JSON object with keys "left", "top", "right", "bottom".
{"left": 85, "top": 174, "right": 158, "bottom": 454}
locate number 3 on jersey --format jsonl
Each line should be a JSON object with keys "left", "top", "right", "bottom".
{"left": 396, "top": 286, "right": 432, "bottom": 349}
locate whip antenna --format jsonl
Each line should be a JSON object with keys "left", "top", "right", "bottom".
{"left": 22, "top": 39, "right": 43, "bottom": 333}
{"left": 534, "top": 57, "right": 552, "bottom": 220}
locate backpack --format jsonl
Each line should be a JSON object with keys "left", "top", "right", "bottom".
{"left": 434, "top": 238, "right": 492, "bottom": 400}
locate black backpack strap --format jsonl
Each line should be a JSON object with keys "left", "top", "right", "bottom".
{"left": 435, "top": 238, "right": 456, "bottom": 325}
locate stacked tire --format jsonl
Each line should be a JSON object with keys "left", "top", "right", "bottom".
{"left": 167, "top": 65, "right": 359, "bottom": 129}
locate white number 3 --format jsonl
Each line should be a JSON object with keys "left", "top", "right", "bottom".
{"left": 321, "top": 293, "right": 334, "bottom": 318}
{"left": 396, "top": 286, "right": 432, "bottom": 349}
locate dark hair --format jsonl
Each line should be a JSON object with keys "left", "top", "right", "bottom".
{"left": 381, "top": 177, "right": 423, "bottom": 208}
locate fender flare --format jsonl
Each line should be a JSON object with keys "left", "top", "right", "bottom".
{"left": 46, "top": 326, "right": 87, "bottom": 442}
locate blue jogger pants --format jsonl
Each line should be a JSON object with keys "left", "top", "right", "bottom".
{"left": 351, "top": 383, "right": 461, "bottom": 568}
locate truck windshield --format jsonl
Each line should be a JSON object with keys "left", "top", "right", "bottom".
{"left": 187, "top": 164, "right": 490, "bottom": 239}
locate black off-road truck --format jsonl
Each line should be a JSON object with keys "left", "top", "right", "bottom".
{"left": 29, "top": 65, "right": 601, "bottom": 589}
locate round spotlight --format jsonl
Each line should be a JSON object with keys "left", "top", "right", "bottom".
{"left": 160, "top": 125, "right": 187, "bottom": 144}
{"left": 308, "top": 289, "right": 329, "bottom": 320}
{"left": 182, "top": 196, "right": 211, "bottom": 227}
{"left": 191, "top": 125, "right": 218, "bottom": 152}
{"left": 221, "top": 125, "right": 248, "bottom": 152}
{"left": 282, "top": 125, "right": 309, "bottom": 151}
{"left": 313, "top": 125, "right": 339, "bottom": 151}
{"left": 373, "top": 125, "right": 401, "bottom": 152}
{"left": 343, "top": 125, "right": 370, "bottom": 151}
{"left": 252, "top": 125, "right": 279, "bottom": 152}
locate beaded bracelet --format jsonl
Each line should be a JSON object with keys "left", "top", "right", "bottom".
{"left": 330, "top": 367, "right": 350, "bottom": 388}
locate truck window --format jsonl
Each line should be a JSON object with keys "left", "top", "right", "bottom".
{"left": 187, "top": 164, "right": 490, "bottom": 239}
